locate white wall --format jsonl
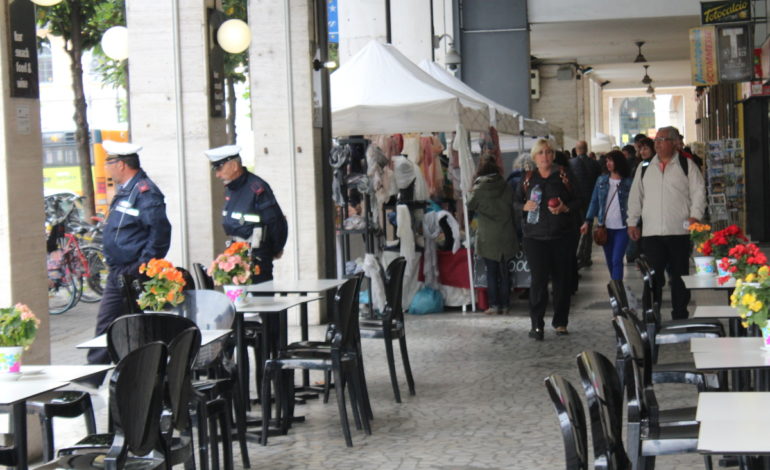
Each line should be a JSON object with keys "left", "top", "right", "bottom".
{"left": 528, "top": 0, "right": 699, "bottom": 23}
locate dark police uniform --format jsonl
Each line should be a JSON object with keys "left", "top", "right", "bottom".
{"left": 87, "top": 169, "right": 172, "bottom": 365}
{"left": 223, "top": 171, "right": 288, "bottom": 282}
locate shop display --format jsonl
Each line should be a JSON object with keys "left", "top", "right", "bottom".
{"left": 706, "top": 138, "right": 744, "bottom": 230}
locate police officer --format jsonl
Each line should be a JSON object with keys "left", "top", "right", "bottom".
{"left": 206, "top": 145, "right": 288, "bottom": 282}
{"left": 86, "top": 141, "right": 172, "bottom": 372}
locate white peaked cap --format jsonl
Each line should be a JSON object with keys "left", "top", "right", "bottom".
{"left": 103, "top": 140, "right": 142, "bottom": 156}
{"left": 205, "top": 145, "right": 241, "bottom": 163}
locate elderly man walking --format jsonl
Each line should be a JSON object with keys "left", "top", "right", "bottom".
{"left": 627, "top": 126, "right": 706, "bottom": 320}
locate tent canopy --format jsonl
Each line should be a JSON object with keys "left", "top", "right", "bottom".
{"left": 331, "top": 41, "right": 490, "bottom": 137}
{"left": 418, "top": 61, "right": 520, "bottom": 136}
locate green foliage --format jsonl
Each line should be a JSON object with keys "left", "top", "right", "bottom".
{"left": 0, "top": 305, "right": 40, "bottom": 348}
{"left": 36, "top": 0, "right": 124, "bottom": 50}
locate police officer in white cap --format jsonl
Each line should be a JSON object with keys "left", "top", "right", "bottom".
{"left": 206, "top": 145, "right": 287, "bottom": 282}
{"left": 85, "top": 140, "right": 172, "bottom": 380}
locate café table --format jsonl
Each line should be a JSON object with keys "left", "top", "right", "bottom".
{"left": 75, "top": 329, "right": 232, "bottom": 349}
{"left": 682, "top": 274, "right": 736, "bottom": 290}
{"left": 692, "top": 339, "right": 770, "bottom": 390}
{"left": 697, "top": 392, "right": 770, "bottom": 468}
{"left": 0, "top": 364, "right": 112, "bottom": 470}
{"left": 234, "top": 295, "right": 323, "bottom": 435}
{"left": 245, "top": 279, "right": 347, "bottom": 392}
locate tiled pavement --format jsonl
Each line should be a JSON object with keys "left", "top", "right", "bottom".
{"left": 47, "top": 249, "right": 723, "bottom": 469}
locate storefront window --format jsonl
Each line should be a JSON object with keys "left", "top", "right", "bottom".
{"left": 618, "top": 97, "right": 655, "bottom": 145}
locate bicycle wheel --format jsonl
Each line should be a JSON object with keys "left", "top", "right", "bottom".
{"left": 80, "top": 246, "right": 107, "bottom": 303}
{"left": 49, "top": 269, "right": 80, "bottom": 315}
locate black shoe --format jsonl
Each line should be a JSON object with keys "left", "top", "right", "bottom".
{"left": 528, "top": 328, "right": 544, "bottom": 341}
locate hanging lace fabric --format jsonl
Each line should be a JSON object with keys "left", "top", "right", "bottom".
{"left": 362, "top": 253, "right": 386, "bottom": 314}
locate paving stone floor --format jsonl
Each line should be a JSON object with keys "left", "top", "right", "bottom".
{"left": 46, "top": 249, "right": 723, "bottom": 469}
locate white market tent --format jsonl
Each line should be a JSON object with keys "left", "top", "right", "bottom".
{"left": 331, "top": 41, "right": 490, "bottom": 137}
{"left": 418, "top": 60, "right": 520, "bottom": 136}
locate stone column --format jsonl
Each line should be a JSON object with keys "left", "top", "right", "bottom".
{"left": 0, "top": 0, "right": 49, "bottom": 363}
{"left": 248, "top": 0, "right": 330, "bottom": 323}
{"left": 126, "top": 0, "right": 227, "bottom": 269}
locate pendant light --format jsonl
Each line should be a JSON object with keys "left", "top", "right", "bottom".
{"left": 641, "top": 65, "right": 652, "bottom": 85}
{"left": 634, "top": 41, "right": 647, "bottom": 63}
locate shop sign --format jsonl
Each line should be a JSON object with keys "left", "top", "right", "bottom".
{"left": 690, "top": 26, "right": 719, "bottom": 86}
{"left": 717, "top": 23, "right": 752, "bottom": 82}
{"left": 701, "top": 1, "right": 751, "bottom": 25}
{"left": 207, "top": 9, "right": 226, "bottom": 118}
{"left": 8, "top": 0, "right": 39, "bottom": 99}
{"left": 741, "top": 48, "right": 770, "bottom": 98}
{"left": 328, "top": 0, "right": 338, "bottom": 44}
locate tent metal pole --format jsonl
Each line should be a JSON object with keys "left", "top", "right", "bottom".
{"left": 462, "top": 191, "right": 475, "bottom": 312}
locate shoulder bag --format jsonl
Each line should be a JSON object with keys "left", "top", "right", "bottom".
{"left": 592, "top": 183, "right": 619, "bottom": 246}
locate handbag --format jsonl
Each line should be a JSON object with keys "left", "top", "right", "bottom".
{"left": 592, "top": 183, "right": 619, "bottom": 247}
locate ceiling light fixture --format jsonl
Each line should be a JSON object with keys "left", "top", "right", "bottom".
{"left": 600, "top": 80, "right": 611, "bottom": 87}
{"left": 634, "top": 41, "right": 647, "bottom": 63}
{"left": 646, "top": 84, "right": 655, "bottom": 94}
{"left": 641, "top": 65, "right": 652, "bottom": 84}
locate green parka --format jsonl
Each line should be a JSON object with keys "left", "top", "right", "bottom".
{"left": 467, "top": 173, "right": 519, "bottom": 261}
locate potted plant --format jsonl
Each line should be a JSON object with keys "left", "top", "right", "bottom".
{"left": 718, "top": 242, "right": 768, "bottom": 284}
{"left": 208, "top": 241, "right": 260, "bottom": 304}
{"left": 137, "top": 258, "right": 187, "bottom": 311}
{"left": 699, "top": 224, "right": 748, "bottom": 276}
{"left": 0, "top": 303, "right": 40, "bottom": 380}
{"left": 730, "top": 265, "right": 770, "bottom": 348}
{"left": 689, "top": 222, "right": 714, "bottom": 275}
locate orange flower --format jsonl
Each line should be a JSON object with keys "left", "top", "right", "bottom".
{"left": 166, "top": 290, "right": 176, "bottom": 302}
{"left": 224, "top": 242, "right": 250, "bottom": 256}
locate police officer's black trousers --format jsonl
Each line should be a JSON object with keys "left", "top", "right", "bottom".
{"left": 87, "top": 269, "right": 128, "bottom": 366}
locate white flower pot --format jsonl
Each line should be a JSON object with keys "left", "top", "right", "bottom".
{"left": 223, "top": 285, "right": 247, "bottom": 305}
{"left": 693, "top": 256, "right": 716, "bottom": 276}
{"left": 0, "top": 346, "right": 23, "bottom": 381}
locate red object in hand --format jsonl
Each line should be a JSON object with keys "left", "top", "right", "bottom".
{"left": 548, "top": 197, "right": 561, "bottom": 208}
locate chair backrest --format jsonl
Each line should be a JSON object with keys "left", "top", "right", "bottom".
{"left": 611, "top": 316, "right": 657, "bottom": 427}
{"left": 544, "top": 374, "right": 589, "bottom": 470}
{"left": 193, "top": 263, "right": 215, "bottom": 290}
{"left": 107, "top": 313, "right": 198, "bottom": 362}
{"left": 635, "top": 255, "right": 662, "bottom": 328}
{"left": 175, "top": 289, "right": 235, "bottom": 330}
{"left": 384, "top": 257, "right": 407, "bottom": 322}
{"left": 166, "top": 327, "right": 201, "bottom": 431}
{"left": 607, "top": 280, "right": 628, "bottom": 317}
{"left": 118, "top": 274, "right": 143, "bottom": 314}
{"left": 176, "top": 267, "right": 197, "bottom": 292}
{"left": 110, "top": 341, "right": 168, "bottom": 459}
{"left": 334, "top": 274, "right": 363, "bottom": 352}
{"left": 576, "top": 351, "right": 631, "bottom": 470}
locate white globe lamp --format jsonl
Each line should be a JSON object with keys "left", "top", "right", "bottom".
{"left": 217, "top": 19, "right": 251, "bottom": 54}
{"left": 30, "top": 0, "right": 64, "bottom": 6}
{"left": 101, "top": 26, "right": 128, "bottom": 61}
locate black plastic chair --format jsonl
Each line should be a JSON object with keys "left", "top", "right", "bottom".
{"left": 44, "top": 342, "right": 168, "bottom": 470}
{"left": 193, "top": 263, "right": 215, "bottom": 290}
{"left": 544, "top": 374, "right": 589, "bottom": 470}
{"left": 0, "top": 445, "right": 17, "bottom": 467}
{"left": 27, "top": 389, "right": 97, "bottom": 462}
{"left": 176, "top": 266, "right": 197, "bottom": 291}
{"left": 607, "top": 281, "right": 721, "bottom": 391}
{"left": 635, "top": 255, "right": 725, "bottom": 362}
{"left": 261, "top": 275, "right": 371, "bottom": 447}
{"left": 177, "top": 289, "right": 249, "bottom": 470}
{"left": 359, "top": 257, "right": 416, "bottom": 403}
{"left": 577, "top": 350, "right": 711, "bottom": 470}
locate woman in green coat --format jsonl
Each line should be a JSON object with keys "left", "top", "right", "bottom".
{"left": 468, "top": 156, "right": 519, "bottom": 314}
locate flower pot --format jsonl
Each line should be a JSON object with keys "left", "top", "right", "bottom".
{"left": 761, "top": 324, "right": 770, "bottom": 351}
{"left": 223, "top": 285, "right": 247, "bottom": 305}
{"left": 0, "top": 346, "right": 23, "bottom": 381}
{"left": 717, "top": 257, "right": 737, "bottom": 277}
{"left": 693, "top": 256, "right": 716, "bottom": 276}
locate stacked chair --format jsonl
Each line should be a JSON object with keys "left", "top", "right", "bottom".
{"left": 359, "top": 257, "right": 416, "bottom": 403}
{"left": 260, "top": 274, "right": 372, "bottom": 447}
{"left": 39, "top": 342, "right": 169, "bottom": 470}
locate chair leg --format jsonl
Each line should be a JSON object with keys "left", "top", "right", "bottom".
{"left": 195, "top": 400, "right": 210, "bottom": 470}
{"left": 323, "top": 370, "right": 332, "bottom": 404}
{"left": 628, "top": 423, "right": 641, "bottom": 470}
{"left": 383, "top": 337, "right": 401, "bottom": 403}
{"left": 398, "top": 335, "right": 416, "bottom": 395}
{"left": 208, "top": 411, "right": 220, "bottom": 470}
{"left": 343, "top": 365, "right": 363, "bottom": 431}
{"left": 349, "top": 360, "right": 371, "bottom": 435}
{"left": 355, "top": 353, "right": 374, "bottom": 421}
{"left": 703, "top": 455, "right": 713, "bottom": 470}
{"left": 261, "top": 363, "right": 274, "bottom": 446}
{"left": 217, "top": 400, "right": 234, "bottom": 470}
{"left": 38, "top": 412, "right": 55, "bottom": 462}
{"left": 331, "top": 365, "right": 353, "bottom": 447}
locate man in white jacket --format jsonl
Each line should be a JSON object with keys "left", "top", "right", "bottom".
{"left": 627, "top": 126, "right": 706, "bottom": 319}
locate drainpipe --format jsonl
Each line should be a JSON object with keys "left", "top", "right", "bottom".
{"left": 171, "top": 0, "right": 189, "bottom": 267}
{"left": 284, "top": 1, "right": 300, "bottom": 280}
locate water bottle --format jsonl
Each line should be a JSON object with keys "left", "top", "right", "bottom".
{"left": 527, "top": 184, "right": 542, "bottom": 224}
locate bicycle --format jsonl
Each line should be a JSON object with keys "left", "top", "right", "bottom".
{"left": 47, "top": 222, "right": 99, "bottom": 314}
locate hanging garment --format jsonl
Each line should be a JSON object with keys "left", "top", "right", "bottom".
{"left": 362, "top": 253, "right": 386, "bottom": 314}
{"left": 422, "top": 210, "right": 462, "bottom": 289}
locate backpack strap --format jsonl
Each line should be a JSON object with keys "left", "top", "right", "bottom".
{"left": 640, "top": 155, "right": 688, "bottom": 178}
{"left": 559, "top": 167, "right": 572, "bottom": 193}
{"left": 522, "top": 170, "right": 534, "bottom": 194}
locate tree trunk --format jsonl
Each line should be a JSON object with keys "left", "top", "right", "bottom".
{"left": 68, "top": 0, "right": 95, "bottom": 218}
{"left": 226, "top": 76, "right": 237, "bottom": 144}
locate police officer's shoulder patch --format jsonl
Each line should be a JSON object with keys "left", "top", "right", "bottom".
{"left": 250, "top": 182, "right": 265, "bottom": 196}
{"left": 138, "top": 180, "right": 151, "bottom": 192}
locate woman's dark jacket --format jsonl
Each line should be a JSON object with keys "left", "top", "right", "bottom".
{"left": 514, "top": 166, "right": 581, "bottom": 240}
{"left": 467, "top": 173, "right": 519, "bottom": 260}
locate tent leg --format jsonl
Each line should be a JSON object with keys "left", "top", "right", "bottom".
{"left": 461, "top": 192, "right": 475, "bottom": 313}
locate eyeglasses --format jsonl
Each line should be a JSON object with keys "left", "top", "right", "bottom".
{"left": 105, "top": 159, "right": 120, "bottom": 165}
{"left": 211, "top": 161, "right": 228, "bottom": 171}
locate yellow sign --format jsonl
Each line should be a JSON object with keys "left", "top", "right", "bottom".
{"left": 690, "top": 26, "right": 719, "bottom": 86}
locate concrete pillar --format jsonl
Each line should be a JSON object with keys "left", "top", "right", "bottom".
{"left": 0, "top": 0, "right": 49, "bottom": 363}
{"left": 248, "top": 0, "right": 330, "bottom": 323}
{"left": 338, "top": 0, "right": 387, "bottom": 64}
{"left": 390, "top": 0, "right": 432, "bottom": 64}
{"left": 126, "top": 0, "right": 227, "bottom": 269}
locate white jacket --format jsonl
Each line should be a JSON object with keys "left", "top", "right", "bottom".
{"left": 626, "top": 152, "right": 706, "bottom": 236}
